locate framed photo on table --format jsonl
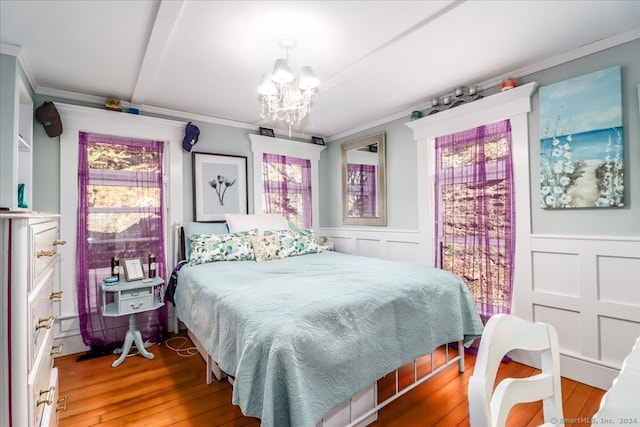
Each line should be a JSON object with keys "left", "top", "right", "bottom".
{"left": 123, "top": 258, "right": 144, "bottom": 281}
{"left": 193, "top": 152, "right": 248, "bottom": 222}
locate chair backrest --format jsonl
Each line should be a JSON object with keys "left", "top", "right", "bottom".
{"left": 468, "top": 314, "right": 564, "bottom": 427}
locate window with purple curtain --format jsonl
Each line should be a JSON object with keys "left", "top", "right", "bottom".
{"left": 434, "top": 119, "right": 515, "bottom": 323}
{"left": 77, "top": 132, "right": 167, "bottom": 356}
{"left": 262, "top": 153, "right": 312, "bottom": 229}
{"left": 346, "top": 163, "right": 377, "bottom": 217}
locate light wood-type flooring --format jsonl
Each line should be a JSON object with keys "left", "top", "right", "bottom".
{"left": 54, "top": 332, "right": 606, "bottom": 426}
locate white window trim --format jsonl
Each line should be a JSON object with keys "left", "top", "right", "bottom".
{"left": 58, "top": 103, "right": 185, "bottom": 320}
{"left": 406, "top": 82, "right": 537, "bottom": 317}
{"left": 249, "top": 134, "right": 325, "bottom": 230}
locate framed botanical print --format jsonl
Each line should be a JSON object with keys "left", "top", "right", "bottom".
{"left": 192, "top": 152, "right": 248, "bottom": 222}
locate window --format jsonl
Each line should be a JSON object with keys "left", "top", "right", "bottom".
{"left": 434, "top": 120, "right": 515, "bottom": 321}
{"left": 77, "top": 132, "right": 166, "bottom": 352}
{"left": 262, "top": 153, "right": 312, "bottom": 229}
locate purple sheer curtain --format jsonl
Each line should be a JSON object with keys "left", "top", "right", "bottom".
{"left": 77, "top": 132, "right": 167, "bottom": 356}
{"left": 434, "top": 120, "right": 515, "bottom": 323}
{"left": 263, "top": 153, "right": 312, "bottom": 229}
{"left": 346, "top": 163, "right": 377, "bottom": 217}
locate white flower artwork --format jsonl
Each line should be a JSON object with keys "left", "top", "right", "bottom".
{"left": 539, "top": 66, "right": 624, "bottom": 208}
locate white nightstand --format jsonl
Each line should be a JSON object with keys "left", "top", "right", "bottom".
{"left": 101, "top": 277, "right": 165, "bottom": 368}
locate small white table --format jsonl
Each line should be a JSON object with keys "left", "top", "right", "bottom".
{"left": 101, "top": 277, "right": 165, "bottom": 368}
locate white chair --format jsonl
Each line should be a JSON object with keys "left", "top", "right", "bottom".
{"left": 468, "top": 314, "right": 564, "bottom": 427}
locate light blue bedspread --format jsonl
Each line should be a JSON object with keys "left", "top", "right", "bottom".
{"left": 175, "top": 251, "right": 483, "bottom": 427}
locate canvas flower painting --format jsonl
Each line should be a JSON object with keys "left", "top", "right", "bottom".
{"left": 539, "top": 66, "right": 624, "bottom": 208}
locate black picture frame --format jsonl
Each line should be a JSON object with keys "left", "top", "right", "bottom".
{"left": 259, "top": 127, "right": 275, "bottom": 137}
{"left": 192, "top": 152, "right": 248, "bottom": 222}
{"left": 312, "top": 136, "right": 325, "bottom": 146}
{"left": 123, "top": 258, "right": 144, "bottom": 281}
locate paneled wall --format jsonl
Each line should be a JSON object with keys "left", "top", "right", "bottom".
{"left": 318, "top": 227, "right": 421, "bottom": 264}
{"left": 525, "top": 235, "right": 640, "bottom": 389}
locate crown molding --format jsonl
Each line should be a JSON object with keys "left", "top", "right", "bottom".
{"left": 10, "top": 24, "right": 638, "bottom": 144}
{"left": 328, "top": 28, "right": 640, "bottom": 142}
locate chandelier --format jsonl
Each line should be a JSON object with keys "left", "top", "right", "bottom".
{"left": 258, "top": 36, "right": 319, "bottom": 136}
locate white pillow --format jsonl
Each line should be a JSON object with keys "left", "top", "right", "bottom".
{"left": 225, "top": 213, "right": 289, "bottom": 235}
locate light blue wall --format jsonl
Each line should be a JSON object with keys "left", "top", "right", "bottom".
{"left": 525, "top": 39, "right": 639, "bottom": 236}
{"left": 321, "top": 118, "right": 417, "bottom": 229}
{"left": 29, "top": 93, "right": 313, "bottom": 222}
{"left": 23, "top": 38, "right": 640, "bottom": 238}
{"left": 30, "top": 92, "right": 259, "bottom": 220}
{"left": 321, "top": 38, "right": 640, "bottom": 237}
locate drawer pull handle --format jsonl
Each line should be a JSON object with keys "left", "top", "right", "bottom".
{"left": 52, "top": 239, "right": 67, "bottom": 246}
{"left": 37, "top": 397, "right": 53, "bottom": 406}
{"left": 36, "top": 316, "right": 54, "bottom": 330}
{"left": 50, "top": 343, "right": 64, "bottom": 356}
{"left": 130, "top": 302, "right": 144, "bottom": 310}
{"left": 49, "top": 290, "right": 64, "bottom": 301}
{"left": 57, "top": 396, "right": 68, "bottom": 412}
{"left": 40, "top": 386, "right": 54, "bottom": 395}
{"left": 37, "top": 249, "right": 57, "bottom": 258}
{"left": 37, "top": 386, "right": 55, "bottom": 407}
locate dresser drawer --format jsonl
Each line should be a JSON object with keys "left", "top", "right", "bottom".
{"left": 30, "top": 353, "right": 56, "bottom": 427}
{"left": 120, "top": 286, "right": 153, "bottom": 301}
{"left": 119, "top": 294, "right": 154, "bottom": 315}
{"left": 39, "top": 368, "right": 59, "bottom": 427}
{"left": 31, "top": 220, "right": 59, "bottom": 291}
{"left": 31, "top": 327, "right": 56, "bottom": 374}
{"left": 30, "top": 268, "right": 55, "bottom": 368}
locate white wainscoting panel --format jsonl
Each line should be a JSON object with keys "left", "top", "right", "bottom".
{"left": 532, "top": 251, "right": 580, "bottom": 297}
{"left": 524, "top": 235, "right": 640, "bottom": 390}
{"left": 318, "top": 227, "right": 422, "bottom": 263}
{"left": 533, "top": 304, "right": 581, "bottom": 354}
{"left": 599, "top": 316, "right": 640, "bottom": 366}
{"left": 598, "top": 255, "right": 640, "bottom": 305}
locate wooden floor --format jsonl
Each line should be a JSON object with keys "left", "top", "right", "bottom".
{"left": 55, "top": 332, "right": 606, "bottom": 427}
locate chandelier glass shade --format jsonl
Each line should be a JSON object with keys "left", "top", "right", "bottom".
{"left": 258, "top": 37, "right": 319, "bottom": 134}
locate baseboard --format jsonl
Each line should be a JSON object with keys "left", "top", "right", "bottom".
{"left": 510, "top": 349, "right": 618, "bottom": 390}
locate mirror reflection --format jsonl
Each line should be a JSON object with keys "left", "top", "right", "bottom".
{"left": 342, "top": 132, "right": 386, "bottom": 225}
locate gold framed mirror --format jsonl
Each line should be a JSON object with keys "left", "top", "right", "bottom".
{"left": 342, "top": 132, "right": 386, "bottom": 225}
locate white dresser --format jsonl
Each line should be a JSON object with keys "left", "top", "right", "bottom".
{"left": 1, "top": 213, "right": 65, "bottom": 427}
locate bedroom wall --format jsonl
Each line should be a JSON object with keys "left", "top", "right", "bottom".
{"left": 319, "top": 37, "right": 640, "bottom": 390}
{"left": 29, "top": 93, "right": 261, "bottom": 221}
{"left": 321, "top": 38, "right": 640, "bottom": 237}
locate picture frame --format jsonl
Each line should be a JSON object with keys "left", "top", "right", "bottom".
{"left": 123, "top": 258, "right": 144, "bottom": 281}
{"left": 193, "top": 152, "right": 248, "bottom": 222}
{"left": 312, "top": 136, "right": 325, "bottom": 146}
{"left": 539, "top": 66, "right": 623, "bottom": 209}
{"left": 259, "top": 127, "right": 275, "bottom": 137}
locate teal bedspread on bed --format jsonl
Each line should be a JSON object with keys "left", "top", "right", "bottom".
{"left": 174, "top": 251, "right": 483, "bottom": 427}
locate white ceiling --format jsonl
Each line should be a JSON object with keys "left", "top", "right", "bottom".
{"left": 1, "top": 0, "right": 639, "bottom": 140}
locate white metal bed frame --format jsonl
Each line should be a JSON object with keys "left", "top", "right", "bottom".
{"left": 181, "top": 322, "right": 465, "bottom": 427}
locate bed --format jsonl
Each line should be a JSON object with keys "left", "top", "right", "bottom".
{"left": 171, "top": 215, "right": 484, "bottom": 427}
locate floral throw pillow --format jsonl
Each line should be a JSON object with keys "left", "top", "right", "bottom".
{"left": 250, "top": 234, "right": 284, "bottom": 262}
{"left": 188, "top": 229, "right": 257, "bottom": 265}
{"left": 264, "top": 229, "right": 319, "bottom": 258}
